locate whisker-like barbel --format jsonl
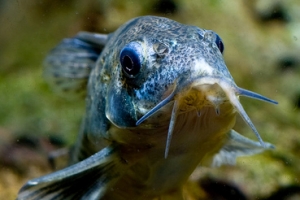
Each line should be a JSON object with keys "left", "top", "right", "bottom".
{"left": 237, "top": 87, "right": 278, "bottom": 105}
{"left": 136, "top": 84, "right": 177, "bottom": 126}
{"left": 228, "top": 92, "right": 268, "bottom": 147}
{"left": 164, "top": 100, "right": 179, "bottom": 158}
{"left": 223, "top": 85, "right": 277, "bottom": 148}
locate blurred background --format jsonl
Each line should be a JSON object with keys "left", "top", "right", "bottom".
{"left": 1, "top": 0, "right": 300, "bottom": 199}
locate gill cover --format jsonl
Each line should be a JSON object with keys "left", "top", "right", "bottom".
{"left": 105, "top": 41, "right": 144, "bottom": 128}
{"left": 106, "top": 87, "right": 137, "bottom": 127}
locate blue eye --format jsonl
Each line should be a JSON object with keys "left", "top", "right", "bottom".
{"left": 215, "top": 34, "right": 224, "bottom": 54}
{"left": 120, "top": 42, "right": 142, "bottom": 78}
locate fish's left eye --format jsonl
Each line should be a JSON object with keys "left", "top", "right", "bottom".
{"left": 215, "top": 34, "right": 224, "bottom": 54}
{"left": 120, "top": 42, "right": 142, "bottom": 78}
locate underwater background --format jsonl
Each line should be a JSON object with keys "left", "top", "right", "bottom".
{"left": 0, "top": 0, "right": 300, "bottom": 199}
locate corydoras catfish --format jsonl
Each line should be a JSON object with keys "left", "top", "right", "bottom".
{"left": 18, "top": 16, "right": 277, "bottom": 200}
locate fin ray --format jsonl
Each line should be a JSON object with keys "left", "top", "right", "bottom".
{"left": 44, "top": 32, "right": 108, "bottom": 99}
{"left": 18, "top": 145, "right": 127, "bottom": 200}
{"left": 211, "top": 130, "right": 274, "bottom": 167}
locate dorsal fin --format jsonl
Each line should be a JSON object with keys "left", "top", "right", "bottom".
{"left": 43, "top": 32, "right": 108, "bottom": 99}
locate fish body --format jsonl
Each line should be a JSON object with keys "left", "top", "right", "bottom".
{"left": 18, "top": 16, "right": 277, "bottom": 200}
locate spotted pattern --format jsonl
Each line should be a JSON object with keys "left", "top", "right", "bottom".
{"left": 87, "top": 16, "right": 234, "bottom": 129}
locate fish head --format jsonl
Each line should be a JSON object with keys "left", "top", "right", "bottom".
{"left": 97, "top": 16, "right": 277, "bottom": 147}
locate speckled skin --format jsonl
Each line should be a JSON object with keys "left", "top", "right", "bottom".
{"left": 18, "top": 16, "right": 275, "bottom": 200}
{"left": 81, "top": 15, "right": 233, "bottom": 136}
{"left": 74, "top": 16, "right": 236, "bottom": 199}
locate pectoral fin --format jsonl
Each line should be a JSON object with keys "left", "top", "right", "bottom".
{"left": 211, "top": 130, "right": 274, "bottom": 167}
{"left": 44, "top": 32, "right": 108, "bottom": 99}
{"left": 17, "top": 145, "right": 127, "bottom": 200}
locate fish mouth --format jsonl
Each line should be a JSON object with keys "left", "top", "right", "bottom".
{"left": 136, "top": 76, "right": 278, "bottom": 158}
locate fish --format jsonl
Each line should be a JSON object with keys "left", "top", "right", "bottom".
{"left": 17, "top": 16, "right": 277, "bottom": 200}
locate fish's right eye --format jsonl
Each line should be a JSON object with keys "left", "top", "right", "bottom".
{"left": 120, "top": 42, "right": 142, "bottom": 78}
{"left": 215, "top": 34, "right": 224, "bottom": 54}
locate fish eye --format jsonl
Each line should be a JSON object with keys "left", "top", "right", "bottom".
{"left": 120, "top": 42, "right": 142, "bottom": 78}
{"left": 215, "top": 34, "right": 224, "bottom": 54}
